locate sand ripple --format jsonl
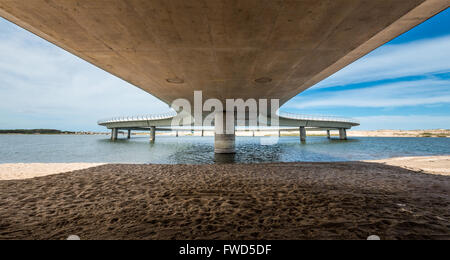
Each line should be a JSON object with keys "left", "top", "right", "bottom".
{"left": 0, "top": 162, "right": 448, "bottom": 240}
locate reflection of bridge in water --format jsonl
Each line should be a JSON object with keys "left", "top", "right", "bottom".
{"left": 98, "top": 111, "right": 360, "bottom": 148}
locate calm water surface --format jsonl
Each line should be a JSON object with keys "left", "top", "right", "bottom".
{"left": 0, "top": 135, "right": 449, "bottom": 164}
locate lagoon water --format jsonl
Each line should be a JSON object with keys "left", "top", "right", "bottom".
{"left": 1, "top": 135, "right": 449, "bottom": 164}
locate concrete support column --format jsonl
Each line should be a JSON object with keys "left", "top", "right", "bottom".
{"left": 214, "top": 111, "right": 235, "bottom": 154}
{"left": 127, "top": 130, "right": 131, "bottom": 139}
{"left": 339, "top": 128, "right": 347, "bottom": 140}
{"left": 299, "top": 126, "right": 306, "bottom": 142}
{"left": 150, "top": 126, "right": 156, "bottom": 143}
{"left": 278, "top": 130, "right": 281, "bottom": 137}
{"left": 327, "top": 130, "right": 331, "bottom": 139}
{"left": 111, "top": 128, "right": 118, "bottom": 141}
{"left": 201, "top": 130, "right": 204, "bottom": 137}
{"left": 176, "top": 131, "right": 179, "bottom": 137}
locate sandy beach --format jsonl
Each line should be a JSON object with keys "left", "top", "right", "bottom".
{"left": 0, "top": 158, "right": 449, "bottom": 240}
{"left": 0, "top": 163, "right": 105, "bottom": 181}
{"left": 348, "top": 129, "right": 450, "bottom": 138}
{"left": 367, "top": 156, "right": 450, "bottom": 176}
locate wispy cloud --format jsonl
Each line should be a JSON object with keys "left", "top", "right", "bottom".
{"left": 288, "top": 79, "right": 450, "bottom": 109}
{"left": 285, "top": 33, "right": 450, "bottom": 130}
{"left": 314, "top": 35, "right": 450, "bottom": 89}
{"left": 0, "top": 18, "right": 169, "bottom": 131}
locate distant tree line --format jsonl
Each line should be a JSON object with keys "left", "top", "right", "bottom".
{"left": 0, "top": 129, "right": 75, "bottom": 134}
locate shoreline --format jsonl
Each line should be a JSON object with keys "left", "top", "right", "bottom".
{"left": 1, "top": 155, "right": 449, "bottom": 180}
{"left": 365, "top": 156, "right": 450, "bottom": 176}
{"left": 347, "top": 129, "right": 450, "bottom": 138}
{"left": 0, "top": 163, "right": 105, "bottom": 180}
{"left": 1, "top": 129, "right": 449, "bottom": 138}
{"left": 0, "top": 133, "right": 109, "bottom": 135}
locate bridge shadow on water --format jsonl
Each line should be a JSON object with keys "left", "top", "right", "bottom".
{"left": 1, "top": 135, "right": 449, "bottom": 164}
{"left": 214, "top": 153, "right": 236, "bottom": 164}
{"left": 91, "top": 135, "right": 450, "bottom": 165}
{"left": 164, "top": 137, "right": 362, "bottom": 164}
{"left": 97, "top": 136, "right": 366, "bottom": 164}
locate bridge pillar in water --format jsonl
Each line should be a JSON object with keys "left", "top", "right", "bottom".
{"left": 327, "top": 130, "right": 331, "bottom": 139}
{"left": 299, "top": 126, "right": 306, "bottom": 142}
{"left": 339, "top": 128, "right": 347, "bottom": 140}
{"left": 111, "top": 128, "right": 118, "bottom": 141}
{"left": 214, "top": 112, "right": 235, "bottom": 154}
{"left": 150, "top": 126, "right": 156, "bottom": 143}
{"left": 201, "top": 130, "right": 204, "bottom": 137}
{"left": 127, "top": 130, "right": 131, "bottom": 139}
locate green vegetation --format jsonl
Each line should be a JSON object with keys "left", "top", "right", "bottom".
{"left": 0, "top": 129, "right": 75, "bottom": 135}
{"left": 419, "top": 132, "right": 449, "bottom": 138}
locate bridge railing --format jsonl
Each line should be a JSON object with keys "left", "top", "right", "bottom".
{"left": 97, "top": 111, "right": 177, "bottom": 125}
{"left": 98, "top": 111, "right": 359, "bottom": 125}
{"left": 278, "top": 112, "right": 360, "bottom": 125}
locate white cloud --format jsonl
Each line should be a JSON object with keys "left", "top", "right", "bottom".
{"left": 314, "top": 35, "right": 450, "bottom": 89}
{"left": 288, "top": 79, "right": 450, "bottom": 109}
{"left": 0, "top": 18, "right": 169, "bottom": 131}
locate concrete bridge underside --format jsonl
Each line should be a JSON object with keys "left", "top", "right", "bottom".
{"left": 0, "top": 0, "right": 447, "bottom": 153}
{"left": 0, "top": 0, "right": 447, "bottom": 105}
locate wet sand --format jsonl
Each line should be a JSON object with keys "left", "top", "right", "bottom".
{"left": 0, "top": 162, "right": 448, "bottom": 240}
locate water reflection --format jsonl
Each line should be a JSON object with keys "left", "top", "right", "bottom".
{"left": 214, "top": 153, "right": 236, "bottom": 164}
{"left": 0, "top": 135, "right": 448, "bottom": 164}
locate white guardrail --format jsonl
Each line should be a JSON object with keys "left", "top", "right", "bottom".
{"left": 98, "top": 111, "right": 359, "bottom": 125}
{"left": 278, "top": 112, "right": 360, "bottom": 125}
{"left": 98, "top": 111, "right": 177, "bottom": 125}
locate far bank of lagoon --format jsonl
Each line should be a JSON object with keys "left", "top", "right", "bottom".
{"left": 1, "top": 129, "right": 449, "bottom": 138}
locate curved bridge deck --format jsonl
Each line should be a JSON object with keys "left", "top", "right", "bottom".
{"left": 98, "top": 112, "right": 359, "bottom": 144}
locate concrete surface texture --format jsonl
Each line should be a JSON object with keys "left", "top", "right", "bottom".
{"left": 0, "top": 0, "right": 447, "bottom": 106}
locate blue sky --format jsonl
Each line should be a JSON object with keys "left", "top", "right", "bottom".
{"left": 0, "top": 8, "right": 449, "bottom": 131}
{"left": 284, "top": 8, "right": 450, "bottom": 130}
